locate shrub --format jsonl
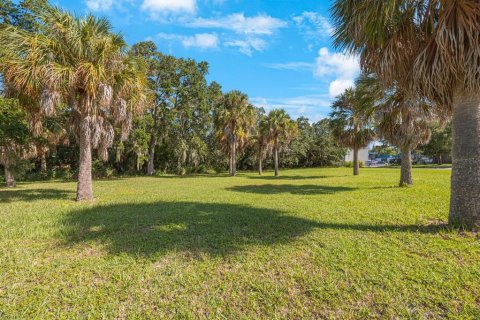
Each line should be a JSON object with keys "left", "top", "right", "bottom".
{"left": 92, "top": 160, "right": 114, "bottom": 179}
{"left": 344, "top": 161, "right": 364, "bottom": 168}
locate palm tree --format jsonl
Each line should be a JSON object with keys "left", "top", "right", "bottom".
{"left": 329, "top": 88, "right": 375, "bottom": 175}
{"left": 0, "top": 7, "right": 147, "bottom": 200}
{"left": 332, "top": 0, "right": 480, "bottom": 227}
{"left": 215, "top": 91, "right": 256, "bottom": 176}
{"left": 264, "top": 109, "right": 298, "bottom": 177}
{"left": 356, "top": 74, "right": 438, "bottom": 186}
{"left": 256, "top": 119, "right": 271, "bottom": 175}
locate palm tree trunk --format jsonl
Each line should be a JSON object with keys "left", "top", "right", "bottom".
{"left": 449, "top": 92, "right": 480, "bottom": 228}
{"left": 4, "top": 165, "right": 16, "bottom": 188}
{"left": 400, "top": 147, "right": 413, "bottom": 186}
{"left": 353, "top": 146, "right": 359, "bottom": 176}
{"left": 77, "top": 121, "right": 93, "bottom": 201}
{"left": 258, "top": 151, "right": 263, "bottom": 175}
{"left": 274, "top": 140, "right": 279, "bottom": 177}
{"left": 231, "top": 137, "right": 237, "bottom": 176}
{"left": 40, "top": 153, "right": 47, "bottom": 174}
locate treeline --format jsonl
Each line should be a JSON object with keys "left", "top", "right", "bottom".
{"left": 0, "top": 1, "right": 346, "bottom": 198}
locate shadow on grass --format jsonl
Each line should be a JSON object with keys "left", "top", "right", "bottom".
{"left": 227, "top": 184, "right": 356, "bottom": 195}
{"left": 0, "top": 187, "right": 75, "bottom": 202}
{"left": 148, "top": 174, "right": 231, "bottom": 179}
{"left": 315, "top": 221, "right": 448, "bottom": 234}
{"left": 62, "top": 201, "right": 318, "bottom": 257}
{"left": 246, "top": 175, "right": 332, "bottom": 181}
{"left": 61, "top": 201, "right": 449, "bottom": 259}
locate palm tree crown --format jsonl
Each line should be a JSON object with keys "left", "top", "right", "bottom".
{"left": 264, "top": 109, "right": 298, "bottom": 176}
{"left": 214, "top": 90, "right": 256, "bottom": 176}
{"left": 0, "top": 6, "right": 148, "bottom": 199}
{"left": 330, "top": 87, "right": 375, "bottom": 175}
{"left": 330, "top": 88, "right": 375, "bottom": 150}
{"left": 332, "top": 0, "right": 480, "bottom": 105}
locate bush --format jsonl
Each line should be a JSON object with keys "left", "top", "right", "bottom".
{"left": 344, "top": 161, "right": 365, "bottom": 168}
{"left": 187, "top": 165, "right": 209, "bottom": 174}
{"left": 92, "top": 160, "right": 114, "bottom": 179}
{"left": 56, "top": 167, "right": 74, "bottom": 180}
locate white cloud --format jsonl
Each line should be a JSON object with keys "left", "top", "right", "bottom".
{"left": 251, "top": 95, "right": 331, "bottom": 121}
{"left": 187, "top": 13, "right": 285, "bottom": 55}
{"left": 189, "top": 13, "right": 287, "bottom": 35}
{"left": 157, "top": 32, "right": 219, "bottom": 49}
{"left": 314, "top": 47, "right": 360, "bottom": 98}
{"left": 86, "top": 0, "right": 114, "bottom": 11}
{"left": 151, "top": 12, "right": 285, "bottom": 55}
{"left": 329, "top": 79, "right": 354, "bottom": 98}
{"left": 142, "top": 0, "right": 196, "bottom": 13}
{"left": 264, "top": 62, "right": 315, "bottom": 71}
{"left": 182, "top": 33, "right": 219, "bottom": 49}
{"left": 293, "top": 12, "right": 334, "bottom": 50}
{"left": 263, "top": 48, "right": 359, "bottom": 98}
{"left": 225, "top": 37, "right": 266, "bottom": 56}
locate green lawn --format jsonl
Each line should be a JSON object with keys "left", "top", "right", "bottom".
{"left": 1, "top": 168, "right": 479, "bottom": 319}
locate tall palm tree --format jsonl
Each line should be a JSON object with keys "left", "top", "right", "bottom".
{"left": 0, "top": 7, "right": 147, "bottom": 200}
{"left": 330, "top": 88, "right": 375, "bottom": 176}
{"left": 215, "top": 91, "right": 256, "bottom": 176}
{"left": 264, "top": 109, "right": 298, "bottom": 177}
{"left": 332, "top": 0, "right": 480, "bottom": 227}
{"left": 256, "top": 118, "right": 271, "bottom": 175}
{"left": 356, "top": 74, "right": 437, "bottom": 186}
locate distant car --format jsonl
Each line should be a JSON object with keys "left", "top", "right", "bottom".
{"left": 367, "top": 160, "right": 383, "bottom": 167}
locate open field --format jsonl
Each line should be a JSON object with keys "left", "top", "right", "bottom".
{"left": 0, "top": 168, "right": 479, "bottom": 319}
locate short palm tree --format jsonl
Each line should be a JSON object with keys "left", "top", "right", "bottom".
{"left": 264, "top": 109, "right": 298, "bottom": 177}
{"left": 215, "top": 91, "right": 256, "bottom": 176}
{"left": 330, "top": 88, "right": 375, "bottom": 175}
{"left": 0, "top": 7, "right": 147, "bottom": 200}
{"left": 332, "top": 0, "right": 480, "bottom": 227}
{"left": 356, "top": 74, "right": 437, "bottom": 186}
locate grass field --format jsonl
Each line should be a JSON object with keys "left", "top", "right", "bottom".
{"left": 0, "top": 168, "right": 479, "bottom": 319}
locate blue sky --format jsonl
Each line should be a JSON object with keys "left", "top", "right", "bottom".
{"left": 54, "top": 0, "right": 360, "bottom": 122}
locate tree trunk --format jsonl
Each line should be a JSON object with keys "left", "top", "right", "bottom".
{"left": 40, "top": 153, "right": 47, "bottom": 173}
{"left": 353, "top": 146, "right": 359, "bottom": 176}
{"left": 449, "top": 92, "right": 480, "bottom": 228}
{"left": 147, "top": 103, "right": 159, "bottom": 176}
{"left": 400, "top": 147, "right": 413, "bottom": 186}
{"left": 4, "top": 165, "right": 16, "bottom": 188}
{"left": 231, "top": 138, "right": 237, "bottom": 176}
{"left": 137, "top": 154, "right": 142, "bottom": 172}
{"left": 147, "top": 139, "right": 156, "bottom": 176}
{"left": 76, "top": 120, "right": 93, "bottom": 201}
{"left": 258, "top": 151, "right": 263, "bottom": 175}
{"left": 274, "top": 140, "right": 279, "bottom": 177}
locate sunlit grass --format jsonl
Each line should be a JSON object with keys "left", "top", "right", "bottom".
{"left": 0, "top": 168, "right": 478, "bottom": 319}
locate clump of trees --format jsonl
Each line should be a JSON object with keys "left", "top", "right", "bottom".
{"left": 0, "top": 98, "right": 36, "bottom": 187}
{"left": 0, "top": 1, "right": 347, "bottom": 197}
